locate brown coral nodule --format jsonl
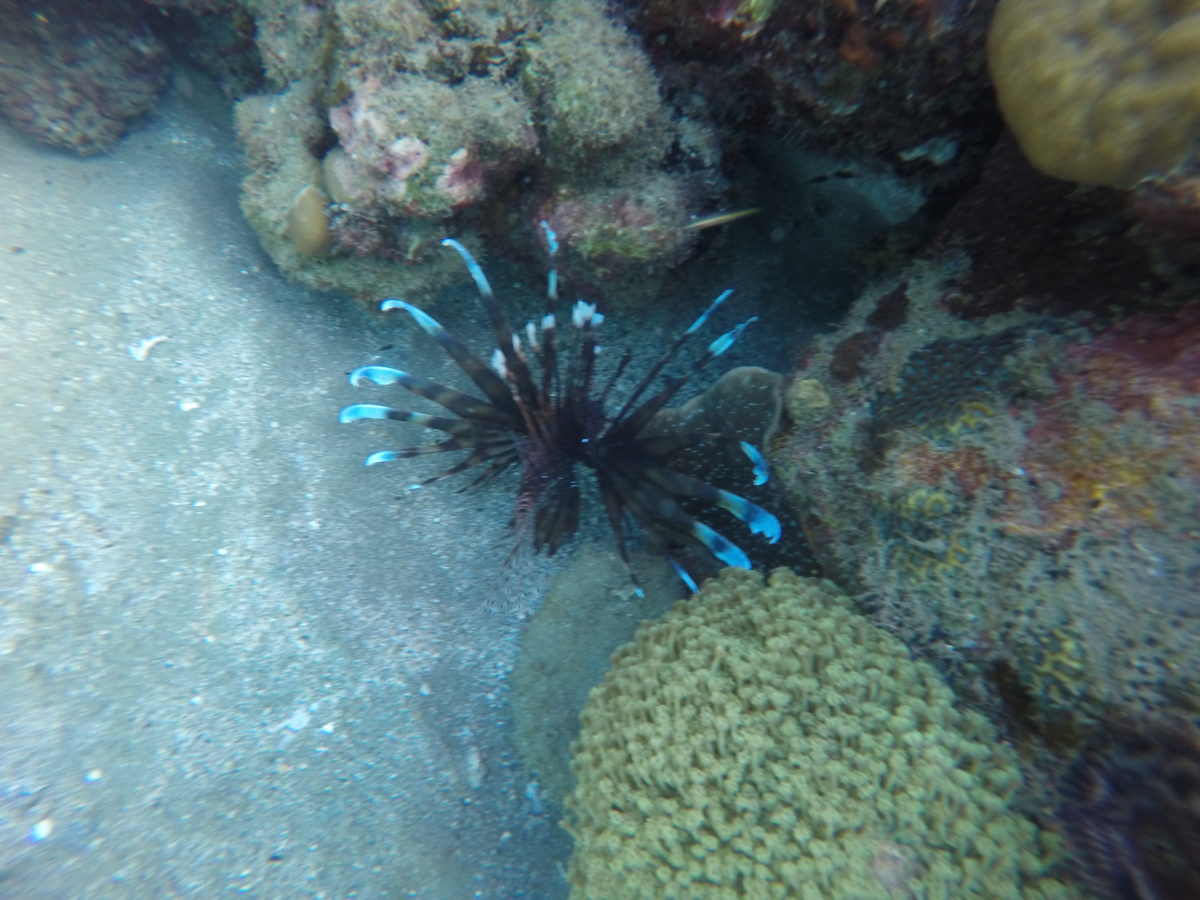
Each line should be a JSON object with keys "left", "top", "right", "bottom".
{"left": 1057, "top": 718, "right": 1200, "bottom": 899}
{"left": 286, "top": 184, "right": 333, "bottom": 257}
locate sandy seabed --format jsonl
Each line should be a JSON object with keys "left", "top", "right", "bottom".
{"left": 0, "top": 78, "right": 568, "bottom": 899}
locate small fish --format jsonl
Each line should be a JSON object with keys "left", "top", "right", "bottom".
{"left": 683, "top": 207, "right": 761, "bottom": 230}
{"left": 806, "top": 169, "right": 858, "bottom": 183}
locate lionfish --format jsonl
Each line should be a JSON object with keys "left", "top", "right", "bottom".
{"left": 338, "top": 223, "right": 780, "bottom": 594}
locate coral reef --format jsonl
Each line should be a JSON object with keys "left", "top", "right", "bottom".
{"left": 0, "top": 0, "right": 169, "bottom": 154}
{"left": 628, "top": 0, "right": 1001, "bottom": 189}
{"left": 564, "top": 567, "right": 1070, "bottom": 899}
{"left": 988, "top": 0, "right": 1200, "bottom": 188}
{"left": 227, "top": 0, "right": 725, "bottom": 304}
{"left": 772, "top": 139, "right": 1200, "bottom": 747}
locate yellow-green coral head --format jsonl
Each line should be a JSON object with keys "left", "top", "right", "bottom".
{"left": 988, "top": 0, "right": 1200, "bottom": 187}
{"left": 564, "top": 567, "right": 1070, "bottom": 899}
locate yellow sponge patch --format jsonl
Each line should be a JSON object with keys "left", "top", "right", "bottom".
{"left": 988, "top": 0, "right": 1200, "bottom": 187}
{"left": 564, "top": 568, "right": 1070, "bottom": 899}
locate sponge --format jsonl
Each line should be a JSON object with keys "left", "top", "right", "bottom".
{"left": 987, "top": 0, "right": 1200, "bottom": 187}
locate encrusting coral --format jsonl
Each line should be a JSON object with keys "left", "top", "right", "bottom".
{"left": 564, "top": 567, "right": 1071, "bottom": 899}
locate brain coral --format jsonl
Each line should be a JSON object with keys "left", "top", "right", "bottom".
{"left": 987, "top": 0, "right": 1200, "bottom": 187}
{"left": 564, "top": 568, "right": 1071, "bottom": 899}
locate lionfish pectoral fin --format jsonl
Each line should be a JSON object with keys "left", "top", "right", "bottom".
{"left": 355, "top": 436, "right": 475, "bottom": 467}
{"left": 348, "top": 365, "right": 513, "bottom": 427}
{"left": 738, "top": 441, "right": 770, "bottom": 486}
{"left": 615, "top": 470, "right": 753, "bottom": 573}
{"left": 349, "top": 365, "right": 407, "bottom": 387}
{"left": 379, "top": 300, "right": 523, "bottom": 418}
{"left": 339, "top": 403, "right": 463, "bottom": 433}
{"left": 642, "top": 467, "right": 781, "bottom": 545}
{"left": 715, "top": 492, "right": 781, "bottom": 544}
{"left": 339, "top": 403, "right": 399, "bottom": 423}
{"left": 668, "top": 559, "right": 699, "bottom": 593}
{"left": 691, "top": 521, "right": 751, "bottom": 569}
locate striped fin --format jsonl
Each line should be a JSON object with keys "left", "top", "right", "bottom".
{"left": 339, "top": 403, "right": 497, "bottom": 441}
{"left": 378, "top": 302, "right": 519, "bottom": 417}
{"left": 416, "top": 444, "right": 520, "bottom": 486}
{"left": 439, "top": 239, "right": 544, "bottom": 416}
{"left": 684, "top": 289, "right": 733, "bottom": 334}
{"left": 668, "top": 559, "right": 699, "bottom": 593}
{"left": 367, "top": 440, "right": 518, "bottom": 484}
{"left": 606, "top": 315, "right": 759, "bottom": 444}
{"left": 643, "top": 467, "right": 781, "bottom": 543}
{"left": 356, "top": 434, "right": 477, "bottom": 464}
{"left": 348, "top": 365, "right": 515, "bottom": 428}
{"left": 608, "top": 467, "right": 752, "bottom": 572}
{"left": 739, "top": 441, "right": 770, "bottom": 486}
{"left": 707, "top": 317, "right": 757, "bottom": 357}
{"left": 691, "top": 521, "right": 751, "bottom": 569}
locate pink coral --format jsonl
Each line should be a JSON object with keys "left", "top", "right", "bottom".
{"left": 434, "top": 147, "right": 487, "bottom": 208}
{"left": 537, "top": 173, "right": 696, "bottom": 289}
{"left": 329, "top": 77, "right": 387, "bottom": 157}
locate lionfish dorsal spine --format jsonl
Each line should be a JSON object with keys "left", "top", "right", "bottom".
{"left": 606, "top": 313, "right": 759, "bottom": 445}
{"left": 607, "top": 288, "right": 733, "bottom": 429}
{"left": 440, "top": 238, "right": 543, "bottom": 417}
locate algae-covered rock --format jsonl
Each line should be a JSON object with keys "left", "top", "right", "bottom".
{"left": 0, "top": 0, "right": 169, "bottom": 155}
{"left": 565, "top": 567, "right": 1074, "bottom": 899}
{"left": 222, "top": 0, "right": 722, "bottom": 303}
{"left": 529, "top": 0, "right": 666, "bottom": 164}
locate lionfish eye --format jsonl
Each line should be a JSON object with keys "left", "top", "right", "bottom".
{"left": 338, "top": 225, "right": 781, "bottom": 595}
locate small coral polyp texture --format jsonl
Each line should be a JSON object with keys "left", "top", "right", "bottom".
{"left": 564, "top": 568, "right": 1070, "bottom": 900}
